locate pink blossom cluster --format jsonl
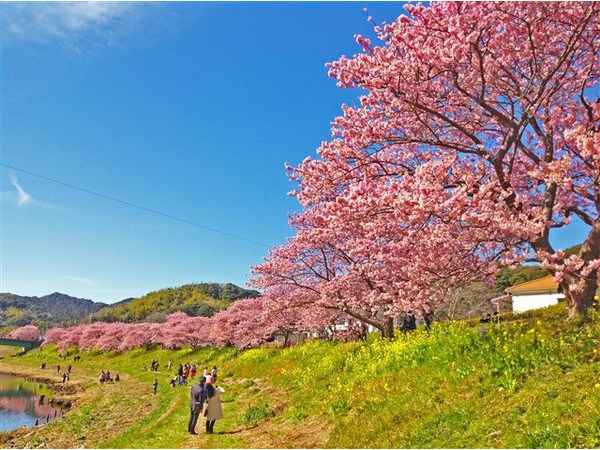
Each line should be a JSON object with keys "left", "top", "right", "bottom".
{"left": 42, "top": 297, "right": 348, "bottom": 352}
{"left": 254, "top": 2, "right": 600, "bottom": 320}
{"left": 6, "top": 325, "right": 41, "bottom": 341}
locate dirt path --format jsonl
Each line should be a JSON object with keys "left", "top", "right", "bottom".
{"left": 1, "top": 358, "right": 330, "bottom": 448}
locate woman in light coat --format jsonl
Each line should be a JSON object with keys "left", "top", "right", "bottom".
{"left": 204, "top": 383, "right": 224, "bottom": 434}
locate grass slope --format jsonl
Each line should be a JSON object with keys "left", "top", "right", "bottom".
{"left": 1, "top": 303, "right": 599, "bottom": 448}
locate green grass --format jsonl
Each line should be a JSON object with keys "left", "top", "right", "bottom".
{"left": 2, "top": 303, "right": 600, "bottom": 448}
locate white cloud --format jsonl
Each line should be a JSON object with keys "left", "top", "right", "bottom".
{"left": 2, "top": 2, "right": 150, "bottom": 46}
{"left": 60, "top": 275, "right": 96, "bottom": 286}
{"left": 2, "top": 172, "right": 58, "bottom": 209}
{"left": 9, "top": 173, "right": 33, "bottom": 207}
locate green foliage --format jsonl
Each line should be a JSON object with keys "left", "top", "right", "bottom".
{"left": 241, "top": 404, "right": 276, "bottom": 425}
{"left": 5, "top": 303, "right": 600, "bottom": 448}
{"left": 228, "top": 303, "right": 600, "bottom": 448}
{"left": 91, "top": 283, "right": 259, "bottom": 323}
{"left": 494, "top": 265, "right": 548, "bottom": 292}
{"left": 564, "top": 243, "right": 583, "bottom": 257}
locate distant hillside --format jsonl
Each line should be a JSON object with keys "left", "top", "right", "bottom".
{"left": 0, "top": 292, "right": 106, "bottom": 333}
{"left": 0, "top": 283, "right": 259, "bottom": 332}
{"left": 494, "top": 243, "right": 583, "bottom": 292}
{"left": 91, "top": 283, "right": 259, "bottom": 323}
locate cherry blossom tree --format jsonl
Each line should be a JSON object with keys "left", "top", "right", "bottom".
{"left": 7, "top": 325, "right": 40, "bottom": 341}
{"left": 209, "top": 297, "right": 269, "bottom": 348}
{"left": 117, "top": 323, "right": 161, "bottom": 352}
{"left": 279, "top": 1, "right": 600, "bottom": 320}
{"left": 252, "top": 190, "right": 497, "bottom": 338}
{"left": 159, "top": 312, "right": 212, "bottom": 349}
{"left": 47, "top": 324, "right": 87, "bottom": 351}
{"left": 94, "top": 323, "right": 128, "bottom": 353}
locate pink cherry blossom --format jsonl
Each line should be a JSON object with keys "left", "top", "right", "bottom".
{"left": 7, "top": 325, "right": 40, "bottom": 341}
{"left": 259, "top": 2, "right": 600, "bottom": 322}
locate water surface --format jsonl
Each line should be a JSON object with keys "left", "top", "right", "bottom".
{"left": 0, "top": 374, "right": 62, "bottom": 432}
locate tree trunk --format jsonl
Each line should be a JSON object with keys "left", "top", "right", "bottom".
{"left": 565, "top": 221, "right": 600, "bottom": 321}
{"left": 561, "top": 272, "right": 598, "bottom": 322}
{"left": 382, "top": 317, "right": 395, "bottom": 339}
{"left": 532, "top": 221, "right": 600, "bottom": 321}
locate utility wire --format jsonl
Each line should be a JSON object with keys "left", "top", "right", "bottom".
{"left": 0, "top": 162, "right": 271, "bottom": 248}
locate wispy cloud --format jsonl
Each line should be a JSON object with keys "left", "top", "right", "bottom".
{"left": 2, "top": 172, "right": 57, "bottom": 209}
{"left": 60, "top": 275, "right": 96, "bottom": 286}
{"left": 9, "top": 173, "right": 32, "bottom": 206}
{"left": 2, "top": 2, "right": 155, "bottom": 47}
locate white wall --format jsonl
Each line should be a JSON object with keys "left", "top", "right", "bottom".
{"left": 512, "top": 293, "right": 564, "bottom": 313}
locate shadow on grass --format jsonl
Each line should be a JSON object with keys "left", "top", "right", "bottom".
{"left": 214, "top": 424, "right": 259, "bottom": 435}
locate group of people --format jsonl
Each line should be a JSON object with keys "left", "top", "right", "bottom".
{"left": 400, "top": 310, "right": 434, "bottom": 333}
{"left": 99, "top": 370, "right": 119, "bottom": 382}
{"left": 170, "top": 363, "right": 217, "bottom": 387}
{"left": 188, "top": 369, "right": 224, "bottom": 435}
{"left": 56, "top": 352, "right": 81, "bottom": 362}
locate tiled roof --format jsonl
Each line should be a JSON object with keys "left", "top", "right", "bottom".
{"left": 506, "top": 275, "right": 559, "bottom": 294}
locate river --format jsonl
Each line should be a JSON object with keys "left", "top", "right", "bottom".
{"left": 0, "top": 374, "right": 63, "bottom": 432}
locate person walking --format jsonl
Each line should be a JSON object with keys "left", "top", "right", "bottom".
{"left": 204, "top": 383, "right": 224, "bottom": 434}
{"left": 188, "top": 376, "right": 207, "bottom": 435}
{"left": 423, "top": 309, "right": 434, "bottom": 334}
{"left": 178, "top": 364, "right": 184, "bottom": 385}
{"left": 211, "top": 366, "right": 218, "bottom": 381}
{"left": 152, "top": 379, "right": 158, "bottom": 395}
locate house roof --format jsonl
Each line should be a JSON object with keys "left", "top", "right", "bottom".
{"left": 506, "top": 275, "right": 560, "bottom": 295}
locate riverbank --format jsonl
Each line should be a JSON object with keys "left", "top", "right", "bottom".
{"left": 0, "top": 344, "right": 314, "bottom": 448}
{"left": 1, "top": 303, "right": 599, "bottom": 448}
{"left": 0, "top": 351, "right": 160, "bottom": 448}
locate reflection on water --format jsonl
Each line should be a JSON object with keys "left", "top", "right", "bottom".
{"left": 0, "top": 374, "right": 64, "bottom": 432}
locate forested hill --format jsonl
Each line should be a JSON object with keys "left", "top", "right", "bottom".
{"left": 90, "top": 283, "right": 259, "bottom": 323}
{"left": 0, "top": 292, "right": 106, "bottom": 332}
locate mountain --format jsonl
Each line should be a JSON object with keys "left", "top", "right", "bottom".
{"left": 0, "top": 292, "right": 107, "bottom": 332}
{"left": 0, "top": 283, "right": 259, "bottom": 332}
{"left": 91, "top": 283, "right": 260, "bottom": 323}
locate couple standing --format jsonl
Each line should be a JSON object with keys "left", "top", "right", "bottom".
{"left": 188, "top": 376, "right": 224, "bottom": 435}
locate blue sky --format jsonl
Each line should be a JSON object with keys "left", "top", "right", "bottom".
{"left": 0, "top": 2, "right": 589, "bottom": 304}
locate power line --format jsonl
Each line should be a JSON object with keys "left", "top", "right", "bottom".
{"left": 0, "top": 162, "right": 271, "bottom": 248}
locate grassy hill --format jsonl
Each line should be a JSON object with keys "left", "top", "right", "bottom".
{"left": 91, "top": 283, "right": 259, "bottom": 323}
{"left": 2, "top": 302, "right": 599, "bottom": 448}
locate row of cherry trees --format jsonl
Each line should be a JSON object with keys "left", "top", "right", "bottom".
{"left": 251, "top": 1, "right": 600, "bottom": 329}
{"left": 42, "top": 297, "right": 349, "bottom": 352}
{"left": 6, "top": 325, "right": 41, "bottom": 341}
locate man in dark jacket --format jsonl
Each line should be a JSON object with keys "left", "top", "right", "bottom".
{"left": 188, "top": 376, "right": 207, "bottom": 435}
{"left": 401, "top": 312, "right": 417, "bottom": 333}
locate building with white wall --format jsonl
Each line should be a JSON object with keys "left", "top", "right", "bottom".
{"left": 505, "top": 275, "right": 564, "bottom": 313}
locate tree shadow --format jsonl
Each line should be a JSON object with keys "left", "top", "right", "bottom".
{"left": 214, "top": 424, "right": 259, "bottom": 435}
